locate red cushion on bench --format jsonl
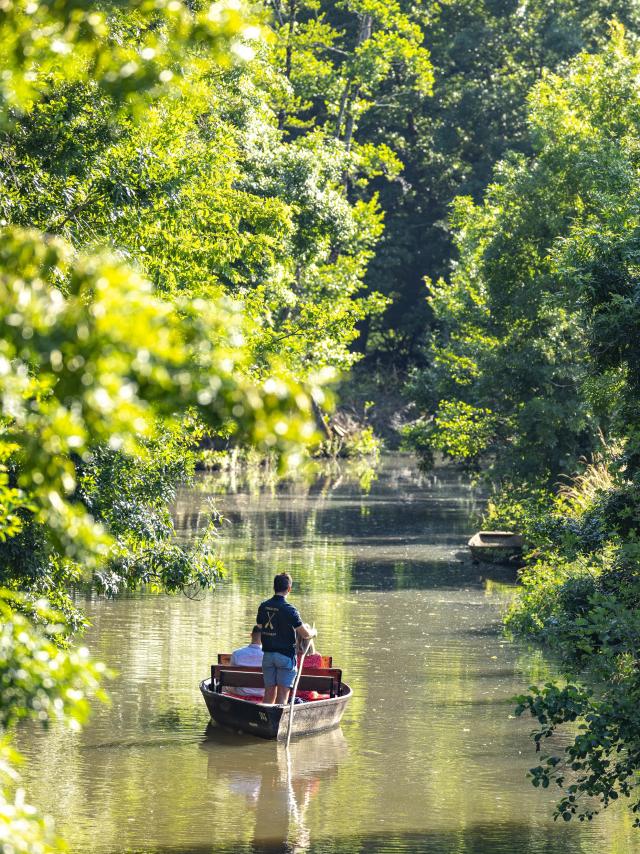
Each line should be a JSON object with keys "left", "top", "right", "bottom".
{"left": 223, "top": 692, "right": 264, "bottom": 703}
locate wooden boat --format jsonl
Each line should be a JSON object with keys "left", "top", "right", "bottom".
{"left": 468, "top": 530, "right": 524, "bottom": 565}
{"left": 200, "top": 658, "right": 352, "bottom": 740}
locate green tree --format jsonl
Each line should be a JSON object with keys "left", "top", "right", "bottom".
{"left": 363, "top": 0, "right": 640, "bottom": 363}
{"left": 408, "top": 133, "right": 594, "bottom": 479}
{"left": 267, "top": 0, "right": 433, "bottom": 151}
{"left": 0, "top": 592, "right": 107, "bottom": 853}
{"left": 0, "top": 59, "right": 383, "bottom": 378}
{"left": 0, "top": 13, "right": 390, "bottom": 617}
{"left": 411, "top": 20, "right": 640, "bottom": 480}
{"left": 262, "top": 0, "right": 434, "bottom": 381}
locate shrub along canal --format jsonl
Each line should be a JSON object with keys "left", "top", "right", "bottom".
{"left": 15, "top": 455, "right": 640, "bottom": 853}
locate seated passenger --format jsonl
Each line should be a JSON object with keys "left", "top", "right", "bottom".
{"left": 229, "top": 626, "right": 264, "bottom": 699}
{"left": 297, "top": 636, "right": 323, "bottom": 670}
{"left": 296, "top": 638, "right": 327, "bottom": 702}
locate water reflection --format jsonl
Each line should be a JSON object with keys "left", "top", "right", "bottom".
{"left": 201, "top": 727, "right": 348, "bottom": 853}
{"left": 173, "top": 455, "right": 507, "bottom": 593}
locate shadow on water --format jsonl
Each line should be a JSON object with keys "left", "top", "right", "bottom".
{"left": 173, "top": 456, "right": 491, "bottom": 595}
{"left": 347, "top": 558, "right": 520, "bottom": 591}
{"left": 116, "top": 825, "right": 614, "bottom": 854}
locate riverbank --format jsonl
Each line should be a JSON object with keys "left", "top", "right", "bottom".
{"left": 482, "top": 459, "right": 640, "bottom": 824}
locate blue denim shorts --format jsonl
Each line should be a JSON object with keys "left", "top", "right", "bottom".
{"left": 262, "top": 651, "right": 297, "bottom": 688}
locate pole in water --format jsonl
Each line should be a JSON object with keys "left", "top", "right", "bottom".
{"left": 286, "top": 634, "right": 313, "bottom": 749}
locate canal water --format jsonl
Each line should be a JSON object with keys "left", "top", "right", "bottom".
{"left": 16, "top": 455, "right": 640, "bottom": 853}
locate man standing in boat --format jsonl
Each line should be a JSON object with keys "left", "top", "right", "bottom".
{"left": 256, "top": 572, "right": 317, "bottom": 705}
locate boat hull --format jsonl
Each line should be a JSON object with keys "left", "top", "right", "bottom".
{"left": 199, "top": 679, "right": 352, "bottom": 740}
{"left": 468, "top": 530, "right": 523, "bottom": 565}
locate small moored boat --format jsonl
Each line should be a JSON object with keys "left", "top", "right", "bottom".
{"left": 200, "top": 656, "right": 352, "bottom": 740}
{"left": 468, "top": 530, "right": 524, "bottom": 565}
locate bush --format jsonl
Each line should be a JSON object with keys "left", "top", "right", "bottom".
{"left": 500, "top": 462, "right": 640, "bottom": 822}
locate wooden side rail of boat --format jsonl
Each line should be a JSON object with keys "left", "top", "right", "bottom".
{"left": 217, "top": 653, "right": 333, "bottom": 668}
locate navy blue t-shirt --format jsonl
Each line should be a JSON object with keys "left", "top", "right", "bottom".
{"left": 256, "top": 595, "right": 302, "bottom": 657}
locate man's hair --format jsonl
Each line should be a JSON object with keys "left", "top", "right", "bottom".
{"left": 274, "top": 572, "right": 292, "bottom": 593}
{"left": 251, "top": 625, "right": 261, "bottom": 637}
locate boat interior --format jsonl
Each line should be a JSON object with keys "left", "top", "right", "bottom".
{"left": 210, "top": 654, "right": 345, "bottom": 703}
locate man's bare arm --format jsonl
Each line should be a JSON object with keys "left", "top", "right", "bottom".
{"left": 296, "top": 624, "right": 317, "bottom": 639}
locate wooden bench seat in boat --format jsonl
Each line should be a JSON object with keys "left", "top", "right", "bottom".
{"left": 211, "top": 664, "right": 343, "bottom": 698}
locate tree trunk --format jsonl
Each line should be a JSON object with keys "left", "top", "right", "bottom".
{"left": 285, "top": 0, "right": 297, "bottom": 81}
{"left": 335, "top": 12, "right": 372, "bottom": 143}
{"left": 312, "top": 397, "right": 332, "bottom": 441}
{"left": 278, "top": 0, "right": 297, "bottom": 131}
{"left": 335, "top": 82, "right": 350, "bottom": 138}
